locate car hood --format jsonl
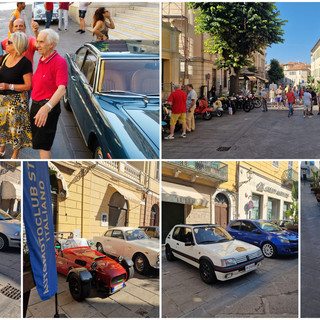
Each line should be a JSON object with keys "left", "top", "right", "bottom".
{"left": 0, "top": 219, "right": 20, "bottom": 230}
{"left": 269, "top": 230, "right": 298, "bottom": 240}
{"left": 97, "top": 95, "right": 159, "bottom": 159}
{"left": 128, "top": 238, "right": 159, "bottom": 252}
{"left": 201, "top": 239, "right": 261, "bottom": 259}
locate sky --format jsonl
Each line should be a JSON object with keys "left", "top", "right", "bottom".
{"left": 266, "top": 2, "right": 320, "bottom": 65}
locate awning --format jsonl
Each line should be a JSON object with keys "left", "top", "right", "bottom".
{"left": 109, "top": 184, "right": 141, "bottom": 204}
{"left": 162, "top": 181, "right": 208, "bottom": 207}
{"left": 256, "top": 75, "right": 269, "bottom": 82}
{"left": 1, "top": 181, "right": 21, "bottom": 200}
{"left": 247, "top": 76, "right": 257, "bottom": 81}
{"left": 48, "top": 161, "right": 69, "bottom": 198}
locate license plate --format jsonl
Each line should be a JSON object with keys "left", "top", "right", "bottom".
{"left": 112, "top": 282, "right": 124, "bottom": 293}
{"left": 245, "top": 263, "right": 256, "bottom": 272}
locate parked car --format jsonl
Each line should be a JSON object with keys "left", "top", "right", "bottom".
{"left": 63, "top": 40, "right": 160, "bottom": 159}
{"left": 55, "top": 234, "right": 134, "bottom": 301}
{"left": 165, "top": 224, "right": 263, "bottom": 284}
{"left": 138, "top": 226, "right": 159, "bottom": 239}
{"left": 226, "top": 219, "right": 298, "bottom": 258}
{"left": 32, "top": 2, "right": 59, "bottom": 23}
{"left": 270, "top": 219, "right": 298, "bottom": 233}
{"left": 94, "top": 227, "right": 160, "bottom": 274}
{"left": 0, "top": 210, "right": 20, "bottom": 251}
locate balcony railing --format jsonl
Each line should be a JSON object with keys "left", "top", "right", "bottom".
{"left": 282, "top": 169, "right": 298, "bottom": 185}
{"left": 170, "top": 161, "right": 228, "bottom": 182}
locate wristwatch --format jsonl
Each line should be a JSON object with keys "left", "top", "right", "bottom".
{"left": 9, "top": 84, "right": 14, "bottom": 90}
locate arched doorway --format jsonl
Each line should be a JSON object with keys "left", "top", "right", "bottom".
{"left": 214, "top": 193, "right": 229, "bottom": 229}
{"left": 150, "top": 204, "right": 159, "bottom": 226}
{"left": 108, "top": 192, "right": 128, "bottom": 227}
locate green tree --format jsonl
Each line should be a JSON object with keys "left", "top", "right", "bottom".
{"left": 285, "top": 181, "right": 298, "bottom": 224}
{"left": 267, "top": 59, "right": 284, "bottom": 84}
{"left": 188, "top": 2, "right": 287, "bottom": 94}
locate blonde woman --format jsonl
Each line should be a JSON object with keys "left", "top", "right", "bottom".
{"left": 0, "top": 31, "right": 32, "bottom": 159}
{"left": 92, "top": 7, "right": 115, "bottom": 41}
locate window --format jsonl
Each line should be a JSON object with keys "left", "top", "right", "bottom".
{"left": 172, "top": 227, "right": 181, "bottom": 241}
{"left": 155, "top": 162, "right": 160, "bottom": 181}
{"left": 241, "top": 221, "right": 258, "bottom": 233}
{"left": 81, "top": 51, "right": 97, "bottom": 87}
{"left": 101, "top": 213, "right": 107, "bottom": 227}
{"left": 111, "top": 230, "right": 124, "bottom": 239}
{"left": 224, "top": 70, "right": 227, "bottom": 88}
{"left": 272, "top": 161, "right": 279, "bottom": 169}
{"left": 75, "top": 47, "right": 87, "bottom": 69}
{"left": 251, "top": 194, "right": 261, "bottom": 219}
{"left": 229, "top": 221, "right": 241, "bottom": 230}
{"left": 180, "top": 227, "right": 193, "bottom": 243}
{"left": 104, "top": 230, "right": 112, "bottom": 237}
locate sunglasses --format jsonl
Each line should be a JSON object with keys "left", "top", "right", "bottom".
{"left": 7, "top": 40, "right": 13, "bottom": 45}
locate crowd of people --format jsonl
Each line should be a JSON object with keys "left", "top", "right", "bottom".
{"left": 0, "top": 2, "right": 115, "bottom": 159}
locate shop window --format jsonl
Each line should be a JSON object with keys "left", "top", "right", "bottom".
{"left": 251, "top": 194, "right": 261, "bottom": 219}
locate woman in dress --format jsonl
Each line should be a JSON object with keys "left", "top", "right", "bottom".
{"left": 92, "top": 7, "right": 115, "bottom": 41}
{"left": 0, "top": 31, "right": 32, "bottom": 159}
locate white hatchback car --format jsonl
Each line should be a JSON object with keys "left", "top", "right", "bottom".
{"left": 165, "top": 224, "right": 263, "bottom": 284}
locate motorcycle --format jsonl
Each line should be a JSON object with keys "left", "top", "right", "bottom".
{"left": 209, "top": 95, "right": 233, "bottom": 115}
{"left": 195, "top": 97, "right": 214, "bottom": 120}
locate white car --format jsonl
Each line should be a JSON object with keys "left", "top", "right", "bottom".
{"left": 0, "top": 210, "right": 20, "bottom": 251}
{"left": 165, "top": 224, "right": 263, "bottom": 284}
{"left": 32, "top": 2, "right": 59, "bottom": 23}
{"left": 94, "top": 227, "right": 160, "bottom": 274}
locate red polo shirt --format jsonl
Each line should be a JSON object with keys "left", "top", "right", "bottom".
{"left": 167, "top": 89, "right": 187, "bottom": 114}
{"left": 286, "top": 91, "right": 295, "bottom": 103}
{"left": 31, "top": 50, "right": 68, "bottom": 101}
{"left": 45, "top": 2, "right": 54, "bottom": 11}
{"left": 2, "top": 36, "right": 36, "bottom": 67}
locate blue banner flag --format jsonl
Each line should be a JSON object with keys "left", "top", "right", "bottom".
{"left": 23, "top": 161, "right": 57, "bottom": 300}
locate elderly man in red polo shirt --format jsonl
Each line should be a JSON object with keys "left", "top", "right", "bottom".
{"left": 30, "top": 28, "right": 68, "bottom": 159}
{"left": 164, "top": 84, "right": 187, "bottom": 140}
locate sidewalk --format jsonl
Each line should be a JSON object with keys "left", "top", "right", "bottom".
{"left": 301, "top": 180, "right": 320, "bottom": 317}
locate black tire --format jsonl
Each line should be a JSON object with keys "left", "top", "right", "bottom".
{"left": 68, "top": 273, "right": 91, "bottom": 301}
{"left": 243, "top": 102, "right": 251, "bottom": 112}
{"left": 0, "top": 234, "right": 8, "bottom": 251}
{"left": 199, "top": 259, "right": 217, "bottom": 284}
{"left": 62, "top": 93, "right": 71, "bottom": 111}
{"left": 203, "top": 111, "right": 212, "bottom": 120}
{"left": 93, "top": 141, "right": 103, "bottom": 159}
{"left": 125, "top": 265, "right": 134, "bottom": 280}
{"left": 261, "top": 242, "right": 277, "bottom": 258}
{"left": 165, "top": 245, "right": 175, "bottom": 261}
{"left": 134, "top": 253, "right": 150, "bottom": 274}
{"left": 96, "top": 242, "right": 104, "bottom": 253}
{"left": 216, "top": 110, "right": 223, "bottom": 117}
{"left": 254, "top": 99, "right": 262, "bottom": 108}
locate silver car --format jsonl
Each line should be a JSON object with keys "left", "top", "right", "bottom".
{"left": 32, "top": 2, "right": 59, "bottom": 22}
{"left": 0, "top": 210, "right": 21, "bottom": 251}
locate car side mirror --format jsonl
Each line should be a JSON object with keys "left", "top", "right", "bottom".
{"left": 185, "top": 241, "right": 194, "bottom": 246}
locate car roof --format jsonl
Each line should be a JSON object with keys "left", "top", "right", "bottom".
{"left": 85, "top": 40, "right": 159, "bottom": 59}
{"left": 173, "top": 224, "right": 219, "bottom": 228}
{"left": 109, "top": 227, "right": 141, "bottom": 231}
{"left": 230, "top": 219, "right": 268, "bottom": 223}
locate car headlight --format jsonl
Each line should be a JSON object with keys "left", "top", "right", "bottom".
{"left": 221, "top": 258, "right": 237, "bottom": 267}
{"left": 14, "top": 231, "right": 20, "bottom": 237}
{"left": 277, "top": 236, "right": 290, "bottom": 244}
{"left": 156, "top": 253, "right": 160, "bottom": 265}
{"left": 118, "top": 255, "right": 124, "bottom": 262}
{"left": 37, "top": 8, "right": 42, "bottom": 14}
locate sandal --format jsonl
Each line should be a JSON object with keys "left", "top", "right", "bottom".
{"left": 0, "top": 151, "right": 6, "bottom": 158}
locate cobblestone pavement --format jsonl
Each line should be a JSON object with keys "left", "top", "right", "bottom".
{"left": 0, "top": 248, "right": 21, "bottom": 318}
{"left": 162, "top": 247, "right": 298, "bottom": 318}
{"left": 162, "top": 104, "right": 320, "bottom": 159}
{"left": 26, "top": 269, "right": 159, "bottom": 318}
{"left": 301, "top": 180, "right": 320, "bottom": 317}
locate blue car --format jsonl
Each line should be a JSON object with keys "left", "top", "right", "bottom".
{"left": 63, "top": 40, "right": 160, "bottom": 159}
{"left": 226, "top": 219, "right": 298, "bottom": 258}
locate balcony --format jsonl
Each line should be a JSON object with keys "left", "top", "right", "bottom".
{"left": 164, "top": 161, "right": 228, "bottom": 183}
{"left": 281, "top": 169, "right": 298, "bottom": 187}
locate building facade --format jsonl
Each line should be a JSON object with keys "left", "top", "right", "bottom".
{"left": 50, "top": 161, "right": 159, "bottom": 239}
{"left": 282, "top": 62, "right": 310, "bottom": 88}
{"left": 311, "top": 39, "right": 320, "bottom": 84}
{"left": 301, "top": 161, "right": 319, "bottom": 180}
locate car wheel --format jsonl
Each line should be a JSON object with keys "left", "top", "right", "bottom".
{"left": 262, "top": 242, "right": 277, "bottom": 258}
{"left": 134, "top": 253, "right": 150, "bottom": 274}
{"left": 203, "top": 110, "right": 212, "bottom": 120}
{"left": 199, "top": 259, "right": 217, "bottom": 284}
{"left": 96, "top": 243, "right": 104, "bottom": 253}
{"left": 0, "top": 234, "right": 8, "bottom": 251}
{"left": 68, "top": 273, "right": 91, "bottom": 301}
{"left": 62, "top": 93, "right": 71, "bottom": 111}
{"left": 93, "top": 141, "right": 103, "bottom": 159}
{"left": 165, "top": 245, "right": 175, "bottom": 261}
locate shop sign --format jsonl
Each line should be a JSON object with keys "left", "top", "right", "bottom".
{"left": 256, "top": 182, "right": 289, "bottom": 198}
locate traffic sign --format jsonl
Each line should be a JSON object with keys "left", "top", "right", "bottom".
{"left": 248, "top": 200, "right": 254, "bottom": 209}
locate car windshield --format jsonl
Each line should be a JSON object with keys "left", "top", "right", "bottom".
{"left": 256, "top": 221, "right": 282, "bottom": 232}
{"left": 59, "top": 238, "right": 89, "bottom": 250}
{"left": 0, "top": 210, "right": 13, "bottom": 220}
{"left": 193, "top": 226, "right": 233, "bottom": 244}
{"left": 99, "top": 59, "right": 159, "bottom": 95}
{"left": 124, "top": 229, "right": 149, "bottom": 241}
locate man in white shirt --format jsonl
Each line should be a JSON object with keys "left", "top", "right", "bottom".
{"left": 186, "top": 84, "right": 197, "bottom": 133}
{"left": 303, "top": 88, "right": 312, "bottom": 118}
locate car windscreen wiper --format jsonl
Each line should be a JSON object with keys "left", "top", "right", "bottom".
{"left": 197, "top": 240, "right": 218, "bottom": 244}
{"left": 107, "top": 90, "right": 148, "bottom": 98}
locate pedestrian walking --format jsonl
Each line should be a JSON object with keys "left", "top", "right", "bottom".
{"left": 286, "top": 87, "right": 295, "bottom": 118}
{"left": 8, "top": 2, "right": 25, "bottom": 36}
{"left": 58, "top": 2, "right": 73, "bottom": 31}
{"left": 0, "top": 32, "right": 32, "bottom": 159}
{"left": 30, "top": 29, "right": 68, "bottom": 159}
{"left": 77, "top": 2, "right": 91, "bottom": 34}
{"left": 164, "top": 84, "right": 187, "bottom": 140}
{"left": 303, "top": 88, "right": 312, "bottom": 118}
{"left": 269, "top": 87, "right": 275, "bottom": 107}
{"left": 261, "top": 88, "right": 268, "bottom": 112}
{"left": 92, "top": 7, "right": 115, "bottom": 41}
{"left": 281, "top": 87, "right": 286, "bottom": 109}
{"left": 276, "top": 86, "right": 282, "bottom": 109}
{"left": 310, "top": 88, "right": 316, "bottom": 115}
{"left": 44, "top": 2, "right": 54, "bottom": 28}
{"left": 186, "top": 84, "right": 197, "bottom": 132}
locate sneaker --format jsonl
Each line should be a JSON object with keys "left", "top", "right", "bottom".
{"left": 181, "top": 133, "right": 186, "bottom": 138}
{"left": 57, "top": 28, "right": 62, "bottom": 31}
{"left": 76, "top": 29, "right": 81, "bottom": 32}
{"left": 164, "top": 134, "right": 174, "bottom": 140}
{"left": 65, "top": 29, "right": 68, "bottom": 31}
{"left": 80, "top": 30, "right": 85, "bottom": 34}
{"left": 303, "top": 115, "right": 306, "bottom": 118}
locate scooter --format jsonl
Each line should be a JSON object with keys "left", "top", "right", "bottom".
{"left": 195, "top": 98, "right": 214, "bottom": 120}
{"left": 162, "top": 102, "right": 182, "bottom": 138}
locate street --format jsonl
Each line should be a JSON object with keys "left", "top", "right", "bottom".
{"left": 162, "top": 104, "right": 320, "bottom": 159}
{"left": 301, "top": 179, "right": 320, "bottom": 317}
{"left": 162, "top": 247, "right": 298, "bottom": 318}
{"left": 0, "top": 247, "right": 21, "bottom": 318}
{"left": 0, "top": 2, "right": 93, "bottom": 159}
{"left": 26, "top": 269, "right": 159, "bottom": 318}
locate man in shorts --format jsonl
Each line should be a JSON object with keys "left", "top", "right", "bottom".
{"left": 77, "top": 2, "right": 91, "bottom": 34}
{"left": 276, "top": 86, "right": 282, "bottom": 109}
{"left": 303, "top": 88, "right": 312, "bottom": 118}
{"left": 164, "top": 84, "right": 187, "bottom": 140}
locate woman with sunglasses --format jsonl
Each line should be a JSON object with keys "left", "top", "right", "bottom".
{"left": 0, "top": 31, "right": 32, "bottom": 159}
{"left": 92, "top": 7, "right": 115, "bottom": 41}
